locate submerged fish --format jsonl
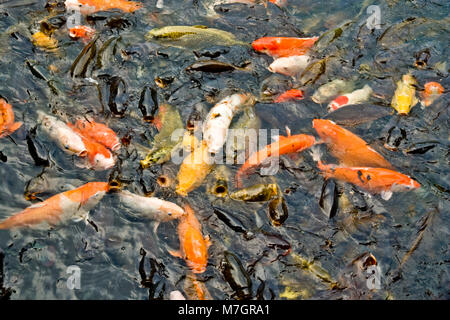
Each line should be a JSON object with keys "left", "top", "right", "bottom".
{"left": 169, "top": 204, "right": 211, "bottom": 274}
{"left": 311, "top": 79, "right": 354, "bottom": 104}
{"left": 268, "top": 55, "right": 311, "bottom": 78}
{"left": 31, "top": 31, "right": 58, "bottom": 51}
{"left": 391, "top": 74, "right": 419, "bottom": 115}
{"left": 118, "top": 190, "right": 185, "bottom": 226}
{"left": 312, "top": 119, "right": 393, "bottom": 169}
{"left": 317, "top": 161, "right": 420, "bottom": 200}
{"left": 274, "top": 89, "right": 304, "bottom": 103}
{"left": 176, "top": 140, "right": 214, "bottom": 197}
{"left": 420, "top": 82, "right": 444, "bottom": 108}
{"left": 38, "top": 112, "right": 87, "bottom": 156}
{"left": 203, "top": 93, "right": 255, "bottom": 154}
{"left": 327, "top": 85, "right": 373, "bottom": 112}
{"left": 0, "top": 182, "right": 109, "bottom": 229}
{"left": 324, "top": 104, "right": 392, "bottom": 126}
{"left": 65, "top": 0, "right": 142, "bottom": 14}
{"left": 0, "top": 99, "right": 22, "bottom": 139}
{"left": 185, "top": 60, "right": 250, "bottom": 73}
{"left": 146, "top": 25, "right": 246, "bottom": 49}
{"left": 69, "top": 25, "right": 96, "bottom": 41}
{"left": 230, "top": 183, "right": 278, "bottom": 202}
{"left": 252, "top": 37, "right": 318, "bottom": 58}
{"left": 236, "top": 129, "right": 316, "bottom": 187}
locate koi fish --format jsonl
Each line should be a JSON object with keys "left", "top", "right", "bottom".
{"left": 311, "top": 79, "right": 354, "bottom": 104}
{"left": 69, "top": 25, "right": 95, "bottom": 41}
{"left": 38, "top": 111, "right": 87, "bottom": 156}
{"left": 0, "top": 182, "right": 109, "bottom": 229}
{"left": 420, "top": 82, "right": 444, "bottom": 107}
{"left": 312, "top": 119, "right": 393, "bottom": 169}
{"left": 68, "top": 119, "right": 120, "bottom": 152}
{"left": 235, "top": 128, "right": 316, "bottom": 188}
{"left": 252, "top": 36, "right": 318, "bottom": 58}
{"left": 0, "top": 99, "right": 22, "bottom": 139}
{"left": 169, "top": 204, "right": 211, "bottom": 274}
{"left": 118, "top": 190, "right": 185, "bottom": 223}
{"left": 327, "top": 85, "right": 373, "bottom": 112}
{"left": 274, "top": 89, "right": 304, "bottom": 103}
{"left": 31, "top": 31, "right": 58, "bottom": 51}
{"left": 176, "top": 140, "right": 214, "bottom": 197}
{"left": 203, "top": 92, "right": 255, "bottom": 154}
{"left": 391, "top": 73, "right": 419, "bottom": 115}
{"left": 268, "top": 55, "right": 311, "bottom": 77}
{"left": 65, "top": 0, "right": 142, "bottom": 15}
{"left": 317, "top": 161, "right": 420, "bottom": 200}
{"left": 72, "top": 129, "right": 116, "bottom": 170}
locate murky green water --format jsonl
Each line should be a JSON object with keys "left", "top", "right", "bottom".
{"left": 0, "top": 0, "right": 449, "bottom": 300}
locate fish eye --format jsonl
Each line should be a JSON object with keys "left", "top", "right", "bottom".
{"left": 168, "top": 212, "right": 172, "bottom": 216}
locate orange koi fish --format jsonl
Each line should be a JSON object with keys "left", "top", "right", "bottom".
{"left": 252, "top": 36, "right": 318, "bottom": 58}
{"left": 69, "top": 26, "right": 96, "bottom": 41}
{"left": 0, "top": 182, "right": 109, "bottom": 229}
{"left": 169, "top": 204, "right": 211, "bottom": 274}
{"left": 0, "top": 98, "right": 22, "bottom": 139}
{"left": 65, "top": 0, "right": 142, "bottom": 15}
{"left": 236, "top": 128, "right": 316, "bottom": 187}
{"left": 420, "top": 82, "right": 444, "bottom": 107}
{"left": 317, "top": 161, "right": 420, "bottom": 200}
{"left": 274, "top": 89, "right": 304, "bottom": 103}
{"left": 79, "top": 135, "right": 116, "bottom": 170}
{"left": 313, "top": 119, "right": 393, "bottom": 169}
{"left": 69, "top": 119, "right": 121, "bottom": 152}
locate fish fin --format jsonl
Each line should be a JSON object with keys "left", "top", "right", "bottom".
{"left": 381, "top": 190, "right": 393, "bottom": 201}
{"left": 28, "top": 202, "right": 47, "bottom": 209}
{"left": 168, "top": 249, "right": 183, "bottom": 258}
{"left": 152, "top": 221, "right": 160, "bottom": 234}
{"left": 285, "top": 126, "right": 291, "bottom": 137}
{"left": 204, "top": 235, "right": 212, "bottom": 248}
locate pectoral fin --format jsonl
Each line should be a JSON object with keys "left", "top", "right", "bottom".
{"left": 168, "top": 249, "right": 183, "bottom": 258}
{"left": 152, "top": 221, "right": 160, "bottom": 234}
{"left": 381, "top": 190, "right": 393, "bottom": 201}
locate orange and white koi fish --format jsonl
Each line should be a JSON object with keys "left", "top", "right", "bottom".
{"left": 69, "top": 26, "right": 96, "bottom": 41}
{"left": 311, "top": 79, "right": 354, "bottom": 104}
{"left": 73, "top": 130, "right": 116, "bottom": 170}
{"left": 169, "top": 204, "right": 211, "bottom": 274}
{"left": 391, "top": 73, "right": 419, "bottom": 115}
{"left": 268, "top": 55, "right": 311, "bottom": 77}
{"left": 274, "top": 89, "right": 304, "bottom": 103}
{"left": 176, "top": 140, "right": 214, "bottom": 197}
{"left": 312, "top": 119, "right": 392, "bottom": 169}
{"left": 0, "top": 182, "right": 109, "bottom": 229}
{"left": 252, "top": 36, "right": 318, "bottom": 58}
{"left": 203, "top": 92, "right": 255, "bottom": 154}
{"left": 420, "top": 82, "right": 444, "bottom": 107}
{"left": 65, "top": 0, "right": 142, "bottom": 15}
{"left": 327, "top": 85, "right": 373, "bottom": 112}
{"left": 236, "top": 128, "right": 316, "bottom": 188}
{"left": 38, "top": 111, "right": 87, "bottom": 156}
{"left": 317, "top": 161, "right": 420, "bottom": 200}
{"left": 0, "top": 99, "right": 22, "bottom": 139}
{"left": 69, "top": 119, "right": 120, "bottom": 152}
{"left": 118, "top": 190, "right": 185, "bottom": 231}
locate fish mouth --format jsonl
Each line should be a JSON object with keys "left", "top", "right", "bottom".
{"left": 111, "top": 143, "right": 121, "bottom": 152}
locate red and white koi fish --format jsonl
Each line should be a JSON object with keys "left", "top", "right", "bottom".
{"left": 327, "top": 85, "right": 373, "bottom": 112}
{"left": 317, "top": 161, "right": 420, "bottom": 200}
{"left": 0, "top": 98, "right": 22, "bottom": 139}
{"left": 0, "top": 182, "right": 109, "bottom": 229}
{"left": 313, "top": 119, "right": 393, "bottom": 169}
{"left": 252, "top": 36, "right": 318, "bottom": 58}
{"left": 69, "top": 26, "right": 96, "bottom": 41}
{"left": 169, "top": 204, "right": 211, "bottom": 274}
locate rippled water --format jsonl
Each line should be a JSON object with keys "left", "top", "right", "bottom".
{"left": 0, "top": 0, "right": 449, "bottom": 300}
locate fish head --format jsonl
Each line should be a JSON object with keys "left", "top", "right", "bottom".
{"left": 91, "top": 152, "right": 115, "bottom": 170}
{"left": 252, "top": 37, "right": 279, "bottom": 55}
{"left": 312, "top": 119, "right": 338, "bottom": 140}
{"left": 424, "top": 82, "right": 444, "bottom": 95}
{"left": 160, "top": 201, "right": 186, "bottom": 220}
{"left": 391, "top": 178, "right": 420, "bottom": 192}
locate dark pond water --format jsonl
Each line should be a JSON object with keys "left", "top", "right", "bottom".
{"left": 0, "top": 0, "right": 449, "bottom": 300}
